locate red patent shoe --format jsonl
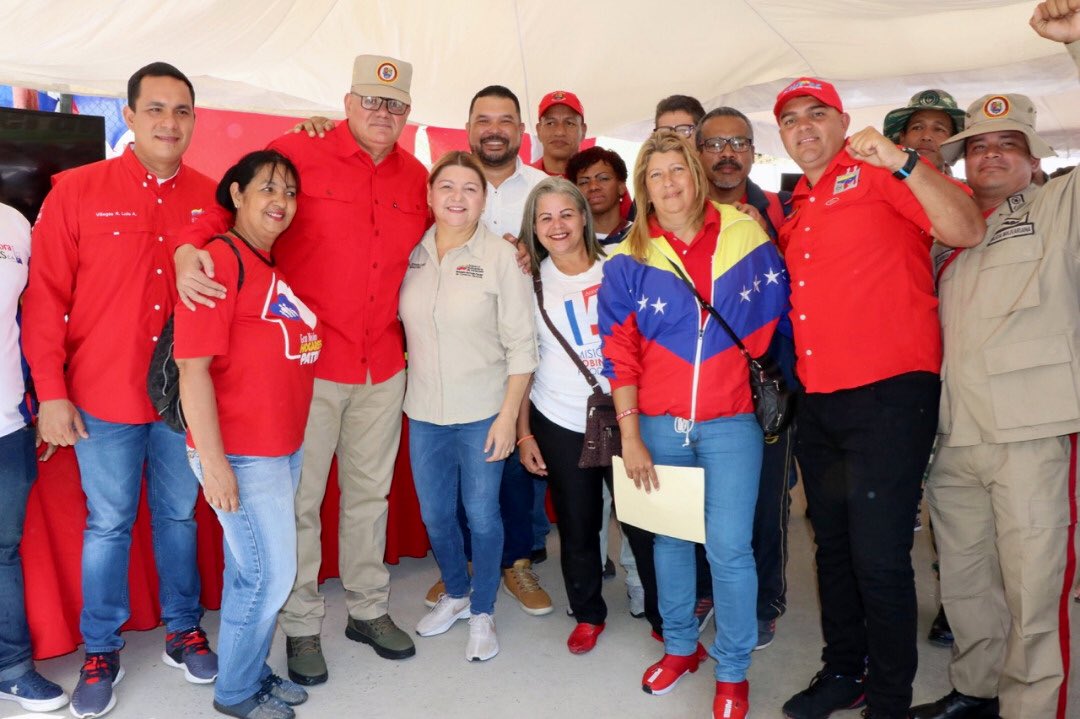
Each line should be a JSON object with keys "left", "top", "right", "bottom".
{"left": 567, "top": 622, "right": 605, "bottom": 654}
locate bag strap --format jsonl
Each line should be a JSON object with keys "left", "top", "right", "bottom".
{"left": 661, "top": 254, "right": 752, "bottom": 362}
{"left": 532, "top": 275, "right": 605, "bottom": 396}
{"left": 208, "top": 233, "right": 245, "bottom": 291}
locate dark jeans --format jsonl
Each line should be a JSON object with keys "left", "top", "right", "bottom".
{"left": 754, "top": 422, "right": 795, "bottom": 621}
{"left": 692, "top": 422, "right": 795, "bottom": 622}
{"left": 461, "top": 449, "right": 534, "bottom": 569}
{"left": 796, "top": 371, "right": 939, "bottom": 718}
{"left": 0, "top": 425, "right": 36, "bottom": 680}
{"left": 530, "top": 408, "right": 609, "bottom": 623}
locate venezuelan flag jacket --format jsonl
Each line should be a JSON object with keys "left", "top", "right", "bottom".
{"left": 598, "top": 202, "right": 790, "bottom": 422}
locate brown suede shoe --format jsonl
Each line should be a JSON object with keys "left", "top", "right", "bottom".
{"left": 501, "top": 559, "right": 553, "bottom": 616}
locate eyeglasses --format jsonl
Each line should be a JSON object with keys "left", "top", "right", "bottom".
{"left": 700, "top": 136, "right": 753, "bottom": 153}
{"left": 654, "top": 124, "right": 696, "bottom": 137}
{"left": 353, "top": 94, "right": 410, "bottom": 116}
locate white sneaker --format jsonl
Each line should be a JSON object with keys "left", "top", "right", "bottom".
{"left": 416, "top": 594, "right": 471, "bottom": 637}
{"left": 465, "top": 613, "right": 498, "bottom": 662}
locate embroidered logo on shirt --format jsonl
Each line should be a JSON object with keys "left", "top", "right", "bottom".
{"left": 833, "top": 166, "right": 860, "bottom": 195}
{"left": 455, "top": 263, "right": 484, "bottom": 279}
{"left": 408, "top": 260, "right": 426, "bottom": 269}
{"left": 988, "top": 213, "right": 1035, "bottom": 245}
{"left": 190, "top": 208, "right": 205, "bottom": 222}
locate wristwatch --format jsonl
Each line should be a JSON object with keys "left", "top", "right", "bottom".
{"left": 893, "top": 148, "right": 920, "bottom": 181}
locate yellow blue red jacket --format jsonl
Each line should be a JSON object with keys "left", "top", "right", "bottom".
{"left": 598, "top": 202, "right": 790, "bottom": 422}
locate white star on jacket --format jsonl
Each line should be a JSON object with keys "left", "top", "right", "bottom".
{"left": 764, "top": 268, "right": 780, "bottom": 285}
{"left": 650, "top": 297, "right": 667, "bottom": 314}
{"left": 739, "top": 286, "right": 752, "bottom": 302}
{"left": 637, "top": 296, "right": 649, "bottom": 311}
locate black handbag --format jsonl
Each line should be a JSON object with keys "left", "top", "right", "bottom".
{"left": 663, "top": 257, "right": 792, "bottom": 437}
{"left": 533, "top": 276, "right": 621, "bottom": 468}
{"left": 147, "top": 234, "right": 244, "bottom": 432}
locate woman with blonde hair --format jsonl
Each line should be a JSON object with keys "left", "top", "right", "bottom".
{"left": 597, "top": 131, "right": 789, "bottom": 719}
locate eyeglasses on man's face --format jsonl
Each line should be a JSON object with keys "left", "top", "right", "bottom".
{"left": 699, "top": 136, "right": 753, "bottom": 153}
{"left": 654, "top": 124, "right": 696, "bottom": 137}
{"left": 353, "top": 94, "right": 410, "bottom": 116}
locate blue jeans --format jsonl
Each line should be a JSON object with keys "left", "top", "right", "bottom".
{"left": 640, "top": 413, "right": 762, "bottom": 683}
{"left": 188, "top": 450, "right": 301, "bottom": 705}
{"left": 0, "top": 426, "right": 36, "bottom": 680}
{"left": 409, "top": 416, "right": 504, "bottom": 615}
{"left": 73, "top": 410, "right": 202, "bottom": 653}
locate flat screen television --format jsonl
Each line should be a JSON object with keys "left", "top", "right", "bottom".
{"left": 0, "top": 107, "right": 105, "bottom": 224}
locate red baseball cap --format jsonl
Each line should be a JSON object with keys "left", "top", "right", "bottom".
{"left": 773, "top": 77, "right": 843, "bottom": 120}
{"left": 538, "top": 90, "right": 585, "bottom": 121}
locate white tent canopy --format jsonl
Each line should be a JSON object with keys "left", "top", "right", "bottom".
{"left": 2, "top": 0, "right": 1078, "bottom": 158}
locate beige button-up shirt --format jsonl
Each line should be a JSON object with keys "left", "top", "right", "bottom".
{"left": 399, "top": 223, "right": 537, "bottom": 425}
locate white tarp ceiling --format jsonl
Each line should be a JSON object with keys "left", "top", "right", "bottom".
{"left": 1, "top": 0, "right": 1078, "bottom": 158}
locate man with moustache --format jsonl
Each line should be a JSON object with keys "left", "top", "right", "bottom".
{"left": 772, "top": 78, "right": 984, "bottom": 719}
{"left": 696, "top": 106, "right": 791, "bottom": 240}
{"left": 694, "top": 106, "right": 796, "bottom": 651}
{"left": 174, "top": 55, "right": 428, "bottom": 686}
{"left": 24, "top": 62, "right": 218, "bottom": 718}
{"left": 911, "top": 4, "right": 1080, "bottom": 717}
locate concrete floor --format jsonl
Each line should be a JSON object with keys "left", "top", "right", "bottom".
{"left": 4, "top": 484, "right": 1078, "bottom": 719}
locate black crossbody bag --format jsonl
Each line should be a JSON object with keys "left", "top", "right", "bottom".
{"left": 532, "top": 275, "right": 620, "bottom": 468}
{"left": 663, "top": 256, "right": 792, "bottom": 437}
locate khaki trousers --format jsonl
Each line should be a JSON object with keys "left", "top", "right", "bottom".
{"left": 278, "top": 372, "right": 406, "bottom": 636}
{"left": 926, "top": 435, "right": 1077, "bottom": 719}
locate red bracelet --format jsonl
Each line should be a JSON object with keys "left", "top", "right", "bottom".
{"left": 615, "top": 408, "right": 640, "bottom": 421}
{"left": 516, "top": 434, "right": 535, "bottom": 446}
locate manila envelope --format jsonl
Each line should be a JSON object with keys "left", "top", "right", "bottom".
{"left": 612, "top": 455, "right": 705, "bottom": 543}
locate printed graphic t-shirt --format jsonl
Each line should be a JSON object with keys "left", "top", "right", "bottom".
{"left": 531, "top": 256, "right": 610, "bottom": 433}
{"left": 175, "top": 237, "right": 321, "bottom": 456}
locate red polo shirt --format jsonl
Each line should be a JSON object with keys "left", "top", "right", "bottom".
{"left": 778, "top": 147, "right": 966, "bottom": 393}
{"left": 23, "top": 148, "right": 216, "bottom": 423}
{"left": 175, "top": 123, "right": 430, "bottom": 384}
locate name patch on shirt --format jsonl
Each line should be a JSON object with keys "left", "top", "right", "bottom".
{"left": 833, "top": 166, "right": 860, "bottom": 195}
{"left": 988, "top": 213, "right": 1034, "bottom": 245}
{"left": 455, "top": 263, "right": 484, "bottom": 279}
{"left": 408, "top": 260, "right": 426, "bottom": 269}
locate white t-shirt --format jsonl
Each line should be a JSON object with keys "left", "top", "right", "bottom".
{"left": 0, "top": 203, "right": 31, "bottom": 438}
{"left": 530, "top": 255, "right": 610, "bottom": 433}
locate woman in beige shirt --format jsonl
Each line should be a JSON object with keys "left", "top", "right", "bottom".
{"left": 398, "top": 151, "right": 536, "bottom": 663}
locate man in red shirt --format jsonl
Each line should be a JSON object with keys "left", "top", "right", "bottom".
{"left": 772, "top": 78, "right": 984, "bottom": 719}
{"left": 175, "top": 55, "right": 428, "bottom": 685}
{"left": 23, "top": 62, "right": 218, "bottom": 719}
{"left": 529, "top": 90, "right": 586, "bottom": 177}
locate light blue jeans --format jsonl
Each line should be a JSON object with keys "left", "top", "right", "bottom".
{"left": 74, "top": 410, "right": 202, "bottom": 653}
{"left": 409, "top": 416, "right": 504, "bottom": 615}
{"left": 640, "top": 413, "right": 762, "bottom": 683}
{"left": 188, "top": 449, "right": 301, "bottom": 706}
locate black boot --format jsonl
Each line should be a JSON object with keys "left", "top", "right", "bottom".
{"left": 910, "top": 690, "right": 999, "bottom": 719}
{"left": 927, "top": 605, "right": 954, "bottom": 647}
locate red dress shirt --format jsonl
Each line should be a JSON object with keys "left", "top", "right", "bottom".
{"left": 778, "top": 148, "right": 968, "bottom": 393}
{"left": 175, "top": 124, "right": 430, "bottom": 384}
{"left": 23, "top": 148, "right": 216, "bottom": 423}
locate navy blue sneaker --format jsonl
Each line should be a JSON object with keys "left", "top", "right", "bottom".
{"left": 0, "top": 668, "right": 68, "bottom": 712}
{"left": 214, "top": 692, "right": 294, "bottom": 719}
{"left": 163, "top": 626, "right": 218, "bottom": 684}
{"left": 70, "top": 652, "right": 123, "bottom": 718}
{"left": 262, "top": 674, "right": 307, "bottom": 706}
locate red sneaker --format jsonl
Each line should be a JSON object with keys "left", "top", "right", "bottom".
{"left": 567, "top": 622, "right": 605, "bottom": 654}
{"left": 641, "top": 644, "right": 707, "bottom": 696}
{"left": 714, "top": 680, "right": 749, "bottom": 719}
